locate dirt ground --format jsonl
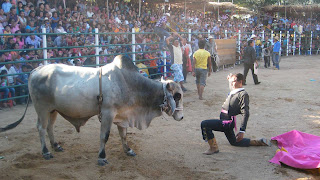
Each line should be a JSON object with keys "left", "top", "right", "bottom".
{"left": 0, "top": 55, "right": 320, "bottom": 180}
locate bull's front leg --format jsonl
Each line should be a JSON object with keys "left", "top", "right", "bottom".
{"left": 117, "top": 125, "right": 136, "bottom": 156}
{"left": 98, "top": 109, "right": 115, "bottom": 166}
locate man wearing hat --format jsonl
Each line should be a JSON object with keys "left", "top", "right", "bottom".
{"left": 154, "top": 13, "right": 171, "bottom": 50}
{"left": 205, "top": 35, "right": 218, "bottom": 72}
{"left": 273, "top": 36, "right": 281, "bottom": 70}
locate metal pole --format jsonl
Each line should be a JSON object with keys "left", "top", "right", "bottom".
{"left": 184, "top": 0, "right": 186, "bottom": 29}
{"left": 225, "top": 30, "right": 227, "bottom": 39}
{"left": 132, "top": 28, "right": 136, "bottom": 65}
{"left": 299, "top": 34, "right": 301, "bottom": 55}
{"left": 107, "top": 0, "right": 109, "bottom": 19}
{"left": 95, "top": 28, "right": 99, "bottom": 67}
{"left": 271, "top": 30, "right": 273, "bottom": 42}
{"left": 203, "top": 3, "right": 206, "bottom": 19}
{"left": 139, "top": 0, "right": 141, "bottom": 17}
{"left": 164, "top": 50, "right": 167, "bottom": 78}
{"left": 262, "top": 30, "right": 265, "bottom": 42}
{"left": 280, "top": 31, "right": 282, "bottom": 56}
{"left": 238, "top": 30, "right": 241, "bottom": 62}
{"left": 286, "top": 31, "right": 289, "bottom": 56}
{"left": 218, "top": 0, "right": 220, "bottom": 21}
{"left": 208, "top": 29, "right": 210, "bottom": 37}
{"left": 42, "top": 28, "right": 47, "bottom": 65}
{"left": 310, "top": 31, "right": 313, "bottom": 55}
{"left": 293, "top": 32, "right": 296, "bottom": 56}
{"left": 188, "top": 29, "right": 191, "bottom": 42}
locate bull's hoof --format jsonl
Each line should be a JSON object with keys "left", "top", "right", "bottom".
{"left": 43, "top": 152, "right": 53, "bottom": 160}
{"left": 98, "top": 158, "right": 108, "bottom": 166}
{"left": 54, "top": 146, "right": 64, "bottom": 152}
{"left": 126, "top": 149, "right": 136, "bottom": 157}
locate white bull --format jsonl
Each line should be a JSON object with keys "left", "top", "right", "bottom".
{"left": 27, "top": 55, "right": 183, "bottom": 166}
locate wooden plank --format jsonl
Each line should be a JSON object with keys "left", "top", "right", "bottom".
{"left": 214, "top": 39, "right": 237, "bottom": 66}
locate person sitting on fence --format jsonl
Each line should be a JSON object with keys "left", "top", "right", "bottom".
{"left": 154, "top": 13, "right": 171, "bottom": 50}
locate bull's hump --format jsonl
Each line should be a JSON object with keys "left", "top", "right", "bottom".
{"left": 113, "top": 55, "right": 138, "bottom": 72}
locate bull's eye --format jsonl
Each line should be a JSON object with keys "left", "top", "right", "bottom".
{"left": 173, "top": 93, "right": 181, "bottom": 101}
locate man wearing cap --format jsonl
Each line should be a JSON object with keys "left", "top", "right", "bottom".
{"left": 166, "top": 32, "right": 187, "bottom": 92}
{"left": 154, "top": 13, "right": 171, "bottom": 50}
{"left": 205, "top": 35, "right": 218, "bottom": 72}
{"left": 273, "top": 36, "right": 281, "bottom": 70}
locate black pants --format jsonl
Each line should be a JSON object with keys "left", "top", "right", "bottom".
{"left": 201, "top": 112, "right": 250, "bottom": 147}
{"left": 182, "top": 59, "right": 188, "bottom": 82}
{"left": 243, "top": 63, "right": 259, "bottom": 84}
{"left": 264, "top": 56, "right": 270, "bottom": 68}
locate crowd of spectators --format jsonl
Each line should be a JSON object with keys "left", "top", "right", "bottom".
{"left": 0, "top": 0, "right": 319, "bottom": 108}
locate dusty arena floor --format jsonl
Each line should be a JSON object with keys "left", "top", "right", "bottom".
{"left": 0, "top": 55, "right": 319, "bottom": 180}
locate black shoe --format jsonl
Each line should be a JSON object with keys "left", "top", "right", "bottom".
{"left": 255, "top": 82, "right": 261, "bottom": 85}
{"left": 243, "top": 83, "right": 247, "bottom": 86}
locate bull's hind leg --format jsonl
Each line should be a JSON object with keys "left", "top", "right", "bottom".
{"left": 36, "top": 112, "right": 53, "bottom": 160}
{"left": 98, "top": 109, "right": 115, "bottom": 166}
{"left": 117, "top": 125, "right": 136, "bottom": 156}
{"left": 47, "top": 111, "right": 63, "bottom": 152}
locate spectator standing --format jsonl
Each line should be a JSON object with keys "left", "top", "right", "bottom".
{"left": 192, "top": 40, "right": 212, "bottom": 100}
{"left": 205, "top": 35, "right": 218, "bottom": 72}
{"left": 262, "top": 36, "right": 272, "bottom": 68}
{"left": 273, "top": 36, "right": 281, "bottom": 70}
{"left": 165, "top": 32, "right": 187, "bottom": 92}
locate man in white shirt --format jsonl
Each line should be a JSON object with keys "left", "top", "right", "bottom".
{"left": 0, "top": 60, "right": 17, "bottom": 105}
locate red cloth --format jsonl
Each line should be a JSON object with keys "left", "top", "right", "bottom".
{"left": 184, "top": 46, "right": 192, "bottom": 72}
{"left": 269, "top": 130, "right": 320, "bottom": 169}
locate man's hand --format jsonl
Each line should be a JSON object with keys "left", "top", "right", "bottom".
{"left": 236, "top": 132, "right": 244, "bottom": 142}
{"left": 208, "top": 71, "right": 211, "bottom": 77}
{"left": 192, "top": 71, "right": 195, "bottom": 77}
{"left": 227, "top": 73, "right": 233, "bottom": 80}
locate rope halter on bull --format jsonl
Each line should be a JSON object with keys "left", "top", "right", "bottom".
{"left": 97, "top": 67, "right": 103, "bottom": 122}
{"left": 159, "top": 83, "right": 183, "bottom": 120}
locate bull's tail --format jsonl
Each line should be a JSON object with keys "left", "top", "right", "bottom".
{"left": 0, "top": 95, "right": 30, "bottom": 133}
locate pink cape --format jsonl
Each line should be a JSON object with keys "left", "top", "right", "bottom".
{"left": 269, "top": 130, "right": 320, "bottom": 169}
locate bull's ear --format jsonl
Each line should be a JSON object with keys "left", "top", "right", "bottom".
{"left": 167, "top": 94, "right": 176, "bottom": 115}
{"left": 166, "top": 82, "right": 174, "bottom": 91}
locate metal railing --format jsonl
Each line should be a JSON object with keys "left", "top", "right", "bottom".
{"left": 0, "top": 28, "right": 319, "bottom": 104}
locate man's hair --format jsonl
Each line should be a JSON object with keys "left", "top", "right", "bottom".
{"left": 198, "top": 40, "right": 206, "bottom": 49}
{"left": 235, "top": 73, "right": 244, "bottom": 82}
{"left": 248, "top": 40, "right": 253, "bottom": 46}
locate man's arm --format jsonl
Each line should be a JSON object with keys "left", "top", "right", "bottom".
{"left": 207, "top": 55, "right": 212, "bottom": 76}
{"left": 236, "top": 92, "right": 250, "bottom": 142}
{"left": 165, "top": 35, "right": 173, "bottom": 46}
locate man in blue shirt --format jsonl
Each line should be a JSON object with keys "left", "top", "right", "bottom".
{"left": 273, "top": 36, "right": 281, "bottom": 70}
{"left": 2, "top": 0, "right": 12, "bottom": 14}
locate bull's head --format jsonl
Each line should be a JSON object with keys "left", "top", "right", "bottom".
{"left": 161, "top": 78, "right": 184, "bottom": 121}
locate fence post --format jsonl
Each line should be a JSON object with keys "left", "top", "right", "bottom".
{"left": 261, "top": 30, "right": 265, "bottom": 59}
{"left": 262, "top": 30, "right": 265, "bottom": 42}
{"left": 224, "top": 30, "right": 227, "bottom": 39}
{"left": 188, "top": 29, "right": 191, "bottom": 42}
{"left": 293, "top": 32, "right": 296, "bottom": 56}
{"left": 208, "top": 29, "right": 210, "bottom": 37}
{"left": 42, "top": 28, "right": 48, "bottom": 65}
{"left": 310, "top": 31, "right": 313, "bottom": 55}
{"left": 238, "top": 30, "right": 241, "bottom": 62}
{"left": 299, "top": 34, "right": 301, "bottom": 55}
{"left": 279, "top": 31, "right": 282, "bottom": 56}
{"left": 132, "top": 28, "right": 136, "bottom": 65}
{"left": 286, "top": 31, "right": 289, "bottom": 56}
{"left": 271, "top": 30, "right": 273, "bottom": 42}
{"left": 95, "top": 28, "right": 99, "bottom": 67}
{"left": 163, "top": 50, "right": 167, "bottom": 78}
